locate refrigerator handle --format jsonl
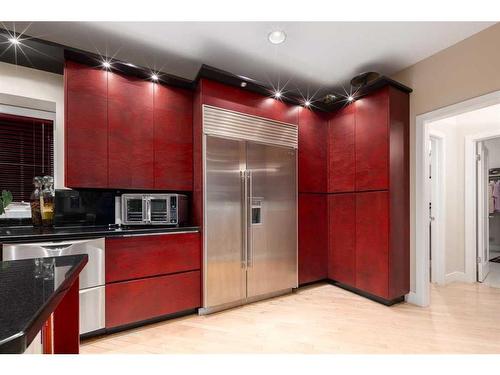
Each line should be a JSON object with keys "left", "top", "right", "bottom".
{"left": 247, "top": 170, "right": 253, "bottom": 268}
{"left": 241, "top": 170, "right": 248, "bottom": 269}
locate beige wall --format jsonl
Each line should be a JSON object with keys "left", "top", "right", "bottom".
{"left": 392, "top": 22, "right": 500, "bottom": 291}
{"left": 0, "top": 61, "right": 65, "bottom": 189}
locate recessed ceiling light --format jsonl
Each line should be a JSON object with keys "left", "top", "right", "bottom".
{"left": 240, "top": 82, "right": 247, "bottom": 88}
{"left": 102, "top": 60, "right": 111, "bottom": 69}
{"left": 8, "top": 36, "right": 20, "bottom": 45}
{"left": 268, "top": 30, "right": 286, "bottom": 45}
{"left": 151, "top": 73, "right": 159, "bottom": 81}
{"left": 347, "top": 96, "right": 354, "bottom": 102}
{"left": 274, "top": 91, "right": 282, "bottom": 99}
{"left": 304, "top": 100, "right": 311, "bottom": 107}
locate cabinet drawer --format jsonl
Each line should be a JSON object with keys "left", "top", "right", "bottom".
{"left": 105, "top": 232, "right": 200, "bottom": 283}
{"left": 105, "top": 270, "right": 200, "bottom": 328}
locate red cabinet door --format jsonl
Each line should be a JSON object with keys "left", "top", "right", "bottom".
{"left": 355, "top": 88, "right": 389, "bottom": 191}
{"left": 298, "top": 108, "right": 327, "bottom": 193}
{"left": 105, "top": 232, "right": 201, "bottom": 283}
{"left": 298, "top": 193, "right": 328, "bottom": 284}
{"left": 65, "top": 60, "right": 108, "bottom": 188}
{"left": 328, "top": 193, "right": 356, "bottom": 286}
{"left": 153, "top": 84, "right": 193, "bottom": 191}
{"left": 355, "top": 191, "right": 389, "bottom": 298}
{"left": 328, "top": 105, "right": 355, "bottom": 193}
{"left": 106, "top": 270, "right": 201, "bottom": 328}
{"left": 108, "top": 72, "right": 154, "bottom": 189}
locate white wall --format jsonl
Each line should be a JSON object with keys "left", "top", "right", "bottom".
{"left": 429, "top": 103, "right": 500, "bottom": 278}
{"left": 0, "top": 61, "right": 65, "bottom": 189}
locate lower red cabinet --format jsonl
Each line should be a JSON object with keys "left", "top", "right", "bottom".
{"left": 355, "top": 191, "right": 390, "bottom": 298}
{"left": 328, "top": 193, "right": 356, "bottom": 285}
{"left": 106, "top": 270, "right": 201, "bottom": 328}
{"left": 105, "top": 233, "right": 201, "bottom": 283}
{"left": 298, "top": 193, "right": 328, "bottom": 284}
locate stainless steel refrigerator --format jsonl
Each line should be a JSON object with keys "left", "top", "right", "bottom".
{"left": 200, "top": 105, "right": 298, "bottom": 314}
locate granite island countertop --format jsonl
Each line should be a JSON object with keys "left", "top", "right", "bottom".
{"left": 0, "top": 254, "right": 88, "bottom": 354}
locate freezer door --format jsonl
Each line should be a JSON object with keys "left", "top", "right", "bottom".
{"left": 246, "top": 142, "right": 297, "bottom": 298}
{"left": 204, "top": 135, "right": 247, "bottom": 308}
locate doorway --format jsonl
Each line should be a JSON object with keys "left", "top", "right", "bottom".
{"left": 414, "top": 90, "right": 500, "bottom": 307}
{"left": 478, "top": 137, "right": 500, "bottom": 287}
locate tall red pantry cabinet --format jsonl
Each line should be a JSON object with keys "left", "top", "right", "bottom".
{"left": 327, "top": 85, "right": 409, "bottom": 304}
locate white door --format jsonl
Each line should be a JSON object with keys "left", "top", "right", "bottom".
{"left": 477, "top": 141, "right": 490, "bottom": 282}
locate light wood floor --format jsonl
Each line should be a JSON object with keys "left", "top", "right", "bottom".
{"left": 81, "top": 282, "right": 500, "bottom": 354}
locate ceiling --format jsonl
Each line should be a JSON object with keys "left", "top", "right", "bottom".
{"left": 2, "top": 21, "right": 495, "bottom": 98}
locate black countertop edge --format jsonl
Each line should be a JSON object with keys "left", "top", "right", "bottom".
{"left": 0, "top": 254, "right": 88, "bottom": 354}
{"left": 0, "top": 225, "right": 201, "bottom": 244}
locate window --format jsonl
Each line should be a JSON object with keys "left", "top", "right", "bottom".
{"left": 0, "top": 113, "right": 54, "bottom": 202}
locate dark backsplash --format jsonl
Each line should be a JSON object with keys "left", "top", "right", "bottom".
{"left": 54, "top": 189, "right": 116, "bottom": 227}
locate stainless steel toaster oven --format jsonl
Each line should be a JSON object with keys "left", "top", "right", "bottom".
{"left": 120, "top": 194, "right": 188, "bottom": 225}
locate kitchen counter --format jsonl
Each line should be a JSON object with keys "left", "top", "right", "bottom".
{"left": 0, "top": 254, "right": 88, "bottom": 354}
{"left": 0, "top": 225, "right": 200, "bottom": 243}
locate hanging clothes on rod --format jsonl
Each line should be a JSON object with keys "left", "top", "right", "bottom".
{"left": 494, "top": 180, "right": 500, "bottom": 212}
{"left": 489, "top": 180, "right": 496, "bottom": 214}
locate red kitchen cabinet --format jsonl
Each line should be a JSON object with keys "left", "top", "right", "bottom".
{"left": 200, "top": 79, "right": 299, "bottom": 125}
{"left": 65, "top": 61, "right": 108, "bottom": 188}
{"left": 106, "top": 270, "right": 201, "bottom": 328}
{"left": 153, "top": 84, "right": 193, "bottom": 191}
{"left": 328, "top": 193, "right": 356, "bottom": 286}
{"left": 355, "top": 88, "right": 389, "bottom": 191}
{"left": 328, "top": 104, "right": 355, "bottom": 193}
{"left": 298, "top": 193, "right": 328, "bottom": 284}
{"left": 105, "top": 232, "right": 201, "bottom": 283}
{"left": 298, "top": 108, "right": 328, "bottom": 193}
{"left": 108, "top": 72, "right": 155, "bottom": 189}
{"left": 355, "top": 191, "right": 389, "bottom": 298}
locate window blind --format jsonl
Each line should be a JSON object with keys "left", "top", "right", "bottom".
{"left": 0, "top": 114, "right": 54, "bottom": 202}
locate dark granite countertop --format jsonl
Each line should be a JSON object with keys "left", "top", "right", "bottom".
{"left": 0, "top": 254, "right": 88, "bottom": 354}
{"left": 0, "top": 225, "right": 200, "bottom": 244}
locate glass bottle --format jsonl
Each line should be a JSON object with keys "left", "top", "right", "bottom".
{"left": 40, "top": 175, "right": 55, "bottom": 227}
{"left": 30, "top": 177, "right": 43, "bottom": 227}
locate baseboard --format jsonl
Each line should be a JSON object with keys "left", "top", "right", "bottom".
{"left": 445, "top": 271, "right": 467, "bottom": 284}
{"left": 405, "top": 291, "right": 419, "bottom": 305}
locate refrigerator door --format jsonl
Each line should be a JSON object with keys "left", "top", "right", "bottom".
{"left": 204, "top": 135, "right": 247, "bottom": 309}
{"left": 246, "top": 142, "right": 297, "bottom": 298}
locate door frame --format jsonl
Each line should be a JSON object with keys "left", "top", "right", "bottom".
{"left": 475, "top": 139, "right": 491, "bottom": 282}
{"left": 428, "top": 130, "right": 446, "bottom": 285}
{"left": 414, "top": 89, "right": 500, "bottom": 307}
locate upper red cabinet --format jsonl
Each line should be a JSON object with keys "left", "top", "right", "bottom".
{"left": 153, "top": 84, "right": 193, "bottom": 191}
{"left": 108, "top": 72, "right": 155, "bottom": 189}
{"left": 65, "top": 61, "right": 108, "bottom": 188}
{"left": 64, "top": 59, "right": 194, "bottom": 191}
{"left": 328, "top": 105, "right": 355, "bottom": 193}
{"left": 354, "top": 88, "right": 389, "bottom": 191}
{"left": 298, "top": 108, "right": 328, "bottom": 193}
